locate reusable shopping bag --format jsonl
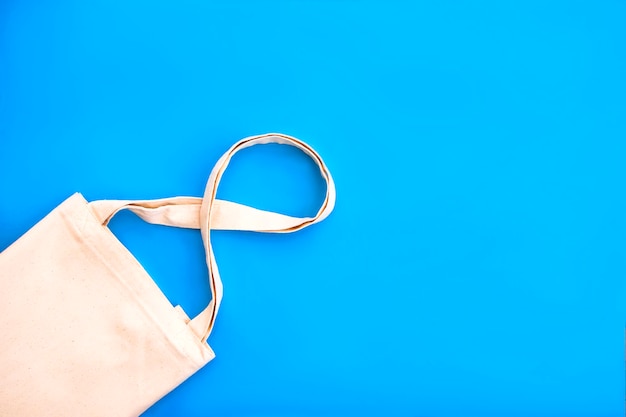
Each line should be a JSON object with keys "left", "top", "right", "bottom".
{"left": 0, "top": 133, "right": 336, "bottom": 416}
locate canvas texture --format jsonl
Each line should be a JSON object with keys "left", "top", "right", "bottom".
{"left": 0, "top": 133, "right": 336, "bottom": 416}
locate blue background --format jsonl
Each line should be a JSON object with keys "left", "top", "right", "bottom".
{"left": 1, "top": 1, "right": 625, "bottom": 416}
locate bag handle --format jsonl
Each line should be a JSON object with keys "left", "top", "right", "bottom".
{"left": 88, "top": 197, "right": 318, "bottom": 233}
{"left": 193, "top": 133, "right": 336, "bottom": 342}
{"left": 88, "top": 133, "right": 336, "bottom": 343}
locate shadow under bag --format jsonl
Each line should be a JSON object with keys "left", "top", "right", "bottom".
{"left": 0, "top": 133, "right": 336, "bottom": 416}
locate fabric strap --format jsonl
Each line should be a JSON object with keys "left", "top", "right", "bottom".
{"left": 88, "top": 197, "right": 317, "bottom": 232}
{"left": 88, "top": 133, "right": 336, "bottom": 343}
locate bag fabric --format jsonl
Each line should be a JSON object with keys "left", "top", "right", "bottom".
{"left": 0, "top": 133, "right": 336, "bottom": 416}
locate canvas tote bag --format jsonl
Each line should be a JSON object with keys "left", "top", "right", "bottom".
{"left": 0, "top": 133, "right": 336, "bottom": 416}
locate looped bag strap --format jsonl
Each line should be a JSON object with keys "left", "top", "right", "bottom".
{"left": 88, "top": 133, "right": 336, "bottom": 343}
{"left": 88, "top": 197, "right": 316, "bottom": 232}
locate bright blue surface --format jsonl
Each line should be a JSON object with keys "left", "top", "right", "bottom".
{"left": 1, "top": 1, "right": 625, "bottom": 416}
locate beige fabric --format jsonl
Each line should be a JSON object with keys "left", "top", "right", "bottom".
{"left": 0, "top": 133, "right": 336, "bottom": 416}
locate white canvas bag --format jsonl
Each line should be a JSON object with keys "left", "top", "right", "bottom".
{"left": 0, "top": 133, "right": 336, "bottom": 416}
